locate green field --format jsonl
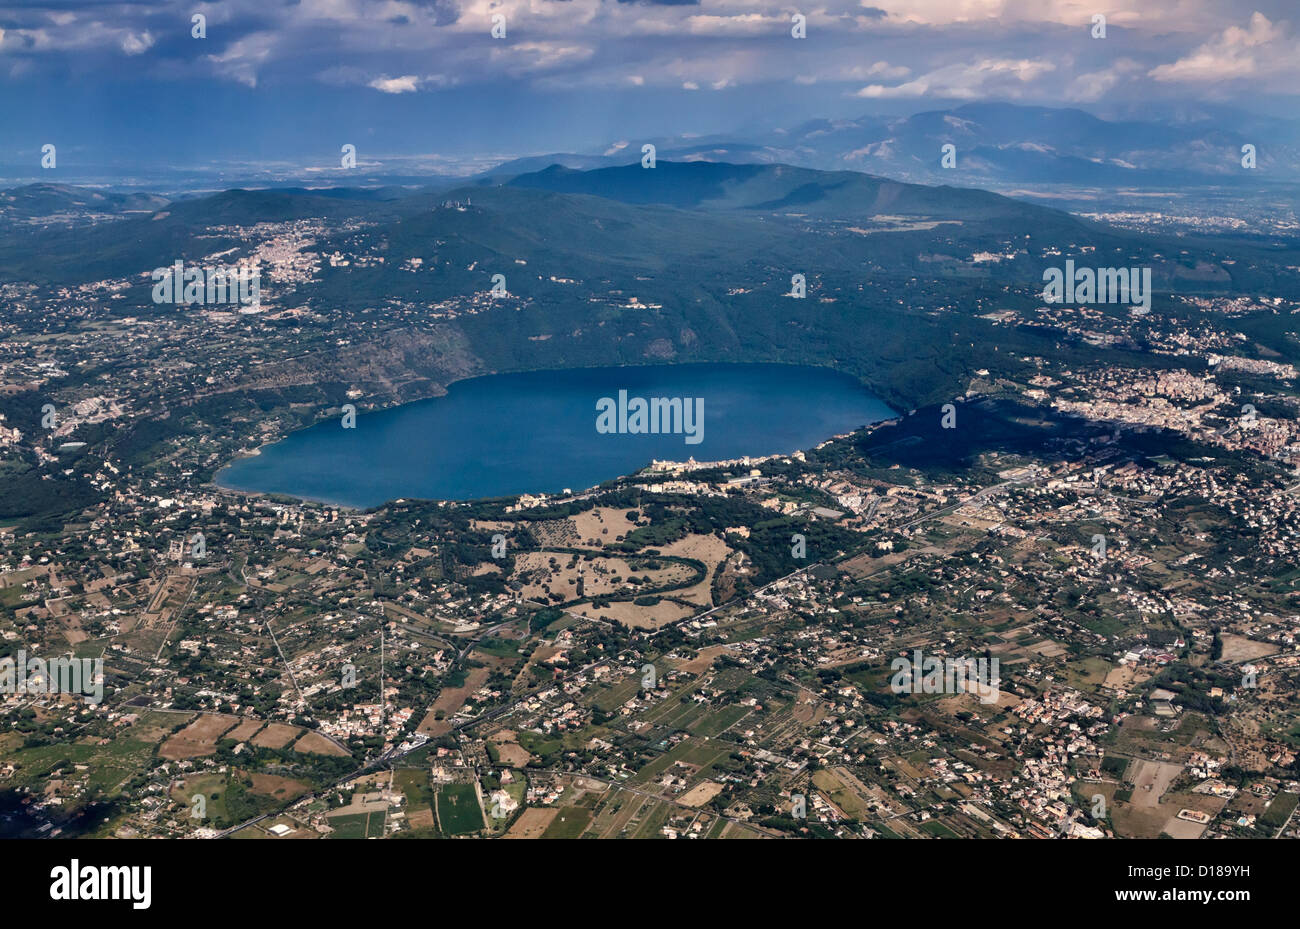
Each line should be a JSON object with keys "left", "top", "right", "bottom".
{"left": 540, "top": 805, "right": 593, "bottom": 839}
{"left": 328, "top": 812, "right": 385, "bottom": 839}
{"left": 436, "top": 783, "right": 484, "bottom": 835}
{"left": 394, "top": 768, "right": 434, "bottom": 809}
{"left": 690, "top": 704, "right": 751, "bottom": 738}
{"left": 629, "top": 802, "right": 672, "bottom": 839}
{"left": 1261, "top": 792, "right": 1299, "bottom": 830}
{"left": 921, "top": 820, "right": 959, "bottom": 838}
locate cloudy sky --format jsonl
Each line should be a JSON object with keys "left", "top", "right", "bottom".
{"left": 2, "top": 1, "right": 1299, "bottom": 178}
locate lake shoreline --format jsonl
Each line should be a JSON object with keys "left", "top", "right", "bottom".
{"left": 214, "top": 361, "right": 897, "bottom": 509}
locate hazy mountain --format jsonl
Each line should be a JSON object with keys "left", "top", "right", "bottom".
{"left": 499, "top": 103, "right": 1300, "bottom": 194}
{"left": 0, "top": 183, "right": 169, "bottom": 228}
{"left": 741, "top": 103, "right": 1300, "bottom": 186}
{"left": 505, "top": 160, "right": 1071, "bottom": 225}
{"left": 472, "top": 153, "right": 631, "bottom": 183}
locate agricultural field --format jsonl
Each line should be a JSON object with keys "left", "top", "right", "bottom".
{"left": 435, "top": 783, "right": 484, "bottom": 836}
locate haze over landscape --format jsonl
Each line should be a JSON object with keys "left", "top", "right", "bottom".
{"left": 4, "top": 0, "right": 1300, "bottom": 185}
{"left": 0, "top": 2, "right": 1297, "bottom": 888}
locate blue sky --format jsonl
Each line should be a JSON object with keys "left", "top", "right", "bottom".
{"left": 3, "top": 1, "right": 1299, "bottom": 179}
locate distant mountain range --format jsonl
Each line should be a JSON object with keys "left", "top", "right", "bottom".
{"left": 5, "top": 104, "right": 1294, "bottom": 229}
{"left": 483, "top": 102, "right": 1300, "bottom": 194}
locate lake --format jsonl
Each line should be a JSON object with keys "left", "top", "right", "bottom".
{"left": 215, "top": 363, "right": 895, "bottom": 508}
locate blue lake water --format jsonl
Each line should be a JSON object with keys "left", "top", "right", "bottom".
{"left": 215, "top": 363, "right": 895, "bottom": 508}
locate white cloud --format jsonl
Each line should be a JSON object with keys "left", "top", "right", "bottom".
{"left": 863, "top": 61, "right": 911, "bottom": 80}
{"left": 1066, "top": 58, "right": 1142, "bottom": 101}
{"left": 802, "top": 61, "right": 911, "bottom": 85}
{"left": 121, "top": 31, "right": 153, "bottom": 56}
{"left": 866, "top": 0, "right": 1198, "bottom": 30}
{"left": 490, "top": 41, "right": 596, "bottom": 74}
{"left": 1149, "top": 12, "right": 1296, "bottom": 83}
{"left": 856, "top": 57, "right": 1055, "bottom": 99}
{"left": 207, "top": 32, "right": 276, "bottom": 88}
{"left": 369, "top": 74, "right": 420, "bottom": 93}
{"left": 684, "top": 14, "right": 782, "bottom": 37}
